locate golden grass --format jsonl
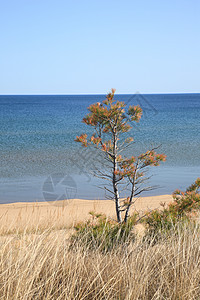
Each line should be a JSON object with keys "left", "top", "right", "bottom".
{"left": 1, "top": 195, "right": 199, "bottom": 299}
{"left": 0, "top": 223, "right": 200, "bottom": 299}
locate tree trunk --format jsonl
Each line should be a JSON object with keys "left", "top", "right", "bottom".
{"left": 123, "top": 162, "right": 138, "bottom": 223}
{"left": 124, "top": 205, "right": 130, "bottom": 223}
{"left": 113, "top": 177, "right": 122, "bottom": 223}
{"left": 113, "top": 130, "right": 122, "bottom": 223}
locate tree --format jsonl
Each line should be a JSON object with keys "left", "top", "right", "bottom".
{"left": 75, "top": 89, "right": 166, "bottom": 223}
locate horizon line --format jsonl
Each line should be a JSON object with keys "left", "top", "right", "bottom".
{"left": 0, "top": 92, "right": 200, "bottom": 96}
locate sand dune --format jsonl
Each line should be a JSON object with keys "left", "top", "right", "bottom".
{"left": 0, "top": 195, "right": 172, "bottom": 233}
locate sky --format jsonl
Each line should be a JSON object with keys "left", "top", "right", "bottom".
{"left": 0, "top": 0, "right": 200, "bottom": 94}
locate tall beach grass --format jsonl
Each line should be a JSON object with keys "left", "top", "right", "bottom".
{"left": 0, "top": 222, "right": 200, "bottom": 299}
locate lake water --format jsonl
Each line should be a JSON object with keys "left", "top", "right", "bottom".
{"left": 0, "top": 93, "right": 200, "bottom": 203}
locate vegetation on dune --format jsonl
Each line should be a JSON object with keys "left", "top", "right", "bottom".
{"left": 144, "top": 177, "right": 200, "bottom": 234}
{"left": 71, "top": 211, "right": 137, "bottom": 252}
{"left": 71, "top": 178, "right": 200, "bottom": 247}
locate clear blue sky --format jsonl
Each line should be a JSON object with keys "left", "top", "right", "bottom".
{"left": 0, "top": 0, "right": 199, "bottom": 94}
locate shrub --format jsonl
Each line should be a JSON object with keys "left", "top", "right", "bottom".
{"left": 144, "top": 178, "right": 200, "bottom": 236}
{"left": 71, "top": 212, "right": 138, "bottom": 252}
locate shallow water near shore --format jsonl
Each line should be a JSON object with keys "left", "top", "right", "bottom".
{"left": 0, "top": 166, "right": 199, "bottom": 204}
{"left": 0, "top": 93, "right": 200, "bottom": 203}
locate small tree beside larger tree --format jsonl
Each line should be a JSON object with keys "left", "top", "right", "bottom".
{"left": 75, "top": 89, "right": 166, "bottom": 223}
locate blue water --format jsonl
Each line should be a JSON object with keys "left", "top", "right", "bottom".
{"left": 0, "top": 94, "right": 200, "bottom": 203}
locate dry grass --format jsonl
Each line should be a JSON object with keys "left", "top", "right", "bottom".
{"left": 0, "top": 222, "right": 200, "bottom": 299}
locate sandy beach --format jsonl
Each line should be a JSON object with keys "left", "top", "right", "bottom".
{"left": 0, "top": 195, "right": 172, "bottom": 233}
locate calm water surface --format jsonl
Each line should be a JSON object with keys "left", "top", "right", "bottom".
{"left": 0, "top": 94, "right": 200, "bottom": 203}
